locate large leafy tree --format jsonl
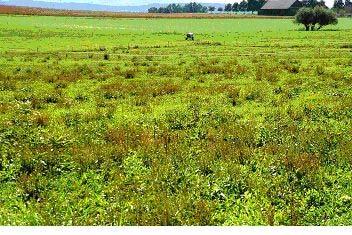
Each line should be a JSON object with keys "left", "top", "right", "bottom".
{"left": 295, "top": 7, "right": 316, "bottom": 31}
{"left": 295, "top": 7, "right": 338, "bottom": 31}
{"left": 314, "top": 6, "right": 338, "bottom": 29}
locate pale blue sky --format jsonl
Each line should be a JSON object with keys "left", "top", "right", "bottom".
{"left": 2, "top": 0, "right": 336, "bottom": 8}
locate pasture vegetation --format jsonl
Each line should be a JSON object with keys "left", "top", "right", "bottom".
{"left": 0, "top": 15, "right": 352, "bottom": 225}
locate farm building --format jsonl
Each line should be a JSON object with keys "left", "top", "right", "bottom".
{"left": 258, "top": 0, "right": 304, "bottom": 16}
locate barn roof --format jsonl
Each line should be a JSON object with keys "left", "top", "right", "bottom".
{"left": 261, "top": 0, "right": 299, "bottom": 10}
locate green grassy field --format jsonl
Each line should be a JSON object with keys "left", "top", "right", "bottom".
{"left": 0, "top": 15, "right": 352, "bottom": 225}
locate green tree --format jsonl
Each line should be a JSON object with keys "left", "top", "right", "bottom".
{"left": 258, "top": 0, "right": 267, "bottom": 9}
{"left": 247, "top": 0, "right": 267, "bottom": 12}
{"left": 302, "top": 0, "right": 327, "bottom": 7}
{"left": 184, "top": 2, "right": 208, "bottom": 13}
{"left": 149, "top": 2, "right": 209, "bottom": 14}
{"left": 218, "top": 7, "right": 224, "bottom": 12}
{"left": 148, "top": 7, "right": 158, "bottom": 13}
{"left": 317, "top": 0, "right": 327, "bottom": 7}
{"left": 295, "top": 7, "right": 338, "bottom": 31}
{"left": 232, "top": 3, "right": 239, "bottom": 12}
{"left": 225, "top": 3, "right": 233, "bottom": 12}
{"left": 306, "top": 0, "right": 319, "bottom": 7}
{"left": 333, "top": 0, "right": 345, "bottom": 9}
{"left": 165, "top": 4, "right": 183, "bottom": 13}
{"left": 247, "top": 0, "right": 257, "bottom": 13}
{"left": 295, "top": 7, "right": 315, "bottom": 31}
{"left": 314, "top": 6, "right": 338, "bottom": 30}
{"left": 208, "top": 6, "right": 216, "bottom": 12}
{"left": 239, "top": 0, "right": 248, "bottom": 12}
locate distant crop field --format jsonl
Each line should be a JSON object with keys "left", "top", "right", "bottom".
{"left": 0, "top": 15, "right": 352, "bottom": 225}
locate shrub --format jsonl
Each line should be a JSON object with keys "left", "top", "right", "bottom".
{"left": 146, "top": 66, "right": 158, "bottom": 74}
{"left": 44, "top": 94, "right": 60, "bottom": 104}
{"left": 33, "top": 113, "right": 49, "bottom": 127}
{"left": 150, "top": 82, "right": 180, "bottom": 97}
{"left": 0, "top": 80, "right": 16, "bottom": 91}
{"left": 103, "top": 53, "right": 110, "bottom": 60}
{"left": 124, "top": 69, "right": 137, "bottom": 79}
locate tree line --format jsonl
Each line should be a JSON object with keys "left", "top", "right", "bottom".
{"left": 333, "top": 0, "right": 352, "bottom": 9}
{"left": 148, "top": 1, "right": 267, "bottom": 14}
{"left": 148, "top": 1, "right": 352, "bottom": 14}
{"left": 222, "top": 0, "right": 266, "bottom": 13}
{"left": 302, "top": 0, "right": 352, "bottom": 9}
{"left": 148, "top": 2, "right": 208, "bottom": 13}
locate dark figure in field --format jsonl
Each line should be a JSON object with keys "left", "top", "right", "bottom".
{"left": 185, "top": 33, "right": 194, "bottom": 41}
